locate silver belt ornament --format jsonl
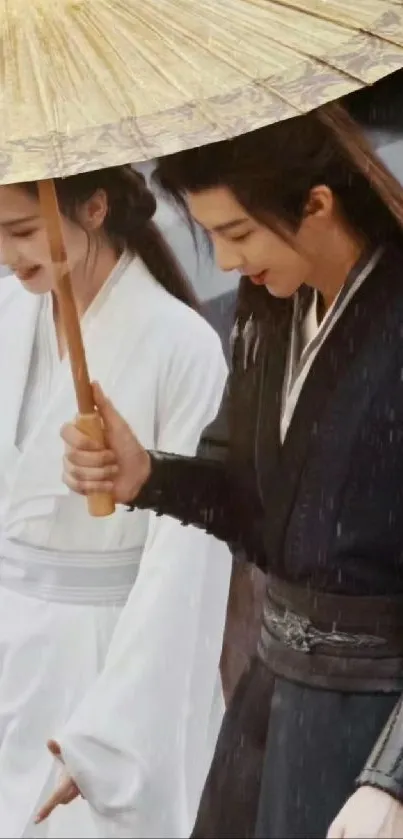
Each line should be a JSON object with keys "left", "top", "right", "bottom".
{"left": 263, "top": 604, "right": 387, "bottom": 654}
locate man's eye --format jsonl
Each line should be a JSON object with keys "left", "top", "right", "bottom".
{"left": 231, "top": 232, "right": 250, "bottom": 242}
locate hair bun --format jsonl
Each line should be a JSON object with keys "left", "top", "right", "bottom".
{"left": 122, "top": 165, "right": 157, "bottom": 226}
{"left": 105, "top": 165, "right": 157, "bottom": 242}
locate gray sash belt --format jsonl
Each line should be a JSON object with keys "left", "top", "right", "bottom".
{"left": 0, "top": 536, "right": 142, "bottom": 606}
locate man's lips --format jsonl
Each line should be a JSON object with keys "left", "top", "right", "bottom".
{"left": 249, "top": 269, "right": 267, "bottom": 285}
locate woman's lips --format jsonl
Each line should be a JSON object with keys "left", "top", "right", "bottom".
{"left": 18, "top": 266, "right": 40, "bottom": 282}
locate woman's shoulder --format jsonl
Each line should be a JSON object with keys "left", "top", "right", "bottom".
{"left": 144, "top": 286, "right": 228, "bottom": 409}
{"left": 165, "top": 298, "right": 226, "bottom": 374}
{"left": 137, "top": 264, "right": 225, "bottom": 359}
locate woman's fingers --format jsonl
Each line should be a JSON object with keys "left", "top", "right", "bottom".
{"left": 35, "top": 777, "right": 80, "bottom": 823}
{"left": 47, "top": 740, "right": 62, "bottom": 759}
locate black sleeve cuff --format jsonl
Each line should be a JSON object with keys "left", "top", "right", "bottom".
{"left": 358, "top": 770, "right": 403, "bottom": 803}
{"left": 125, "top": 450, "right": 267, "bottom": 569}
{"left": 127, "top": 451, "right": 171, "bottom": 514}
{"left": 357, "top": 695, "right": 403, "bottom": 803}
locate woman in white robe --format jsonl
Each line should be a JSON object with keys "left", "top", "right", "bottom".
{"left": 0, "top": 166, "right": 231, "bottom": 838}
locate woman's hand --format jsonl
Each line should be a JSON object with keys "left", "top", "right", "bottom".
{"left": 327, "top": 786, "right": 403, "bottom": 838}
{"left": 35, "top": 741, "right": 80, "bottom": 824}
{"left": 61, "top": 382, "right": 151, "bottom": 505}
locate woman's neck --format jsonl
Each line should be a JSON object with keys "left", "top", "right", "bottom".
{"left": 72, "top": 244, "right": 120, "bottom": 317}
{"left": 51, "top": 242, "right": 121, "bottom": 357}
{"left": 309, "top": 229, "right": 367, "bottom": 313}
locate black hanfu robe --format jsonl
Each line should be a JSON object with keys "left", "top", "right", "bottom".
{"left": 135, "top": 241, "right": 403, "bottom": 837}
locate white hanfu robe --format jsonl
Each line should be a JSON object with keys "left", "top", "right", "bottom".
{"left": 0, "top": 253, "right": 232, "bottom": 838}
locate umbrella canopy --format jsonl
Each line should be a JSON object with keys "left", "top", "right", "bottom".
{"left": 1, "top": 0, "right": 403, "bottom": 185}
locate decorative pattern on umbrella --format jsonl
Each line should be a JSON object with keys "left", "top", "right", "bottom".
{"left": 1, "top": 0, "right": 403, "bottom": 182}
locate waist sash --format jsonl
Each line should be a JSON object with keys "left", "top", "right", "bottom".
{"left": 0, "top": 536, "right": 142, "bottom": 606}
{"left": 258, "top": 574, "right": 403, "bottom": 693}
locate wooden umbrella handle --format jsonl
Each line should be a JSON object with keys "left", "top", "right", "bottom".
{"left": 75, "top": 413, "right": 116, "bottom": 517}
{"left": 38, "top": 178, "right": 115, "bottom": 518}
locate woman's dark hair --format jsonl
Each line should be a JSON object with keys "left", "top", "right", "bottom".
{"left": 154, "top": 102, "right": 403, "bottom": 249}
{"left": 23, "top": 166, "right": 200, "bottom": 311}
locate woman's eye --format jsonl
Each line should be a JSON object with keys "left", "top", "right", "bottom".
{"left": 11, "top": 229, "right": 36, "bottom": 239}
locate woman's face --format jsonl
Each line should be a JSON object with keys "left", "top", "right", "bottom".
{"left": 187, "top": 186, "right": 330, "bottom": 298}
{"left": 0, "top": 185, "right": 100, "bottom": 294}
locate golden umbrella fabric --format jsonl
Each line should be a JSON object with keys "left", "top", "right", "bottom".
{"left": 1, "top": 0, "right": 403, "bottom": 185}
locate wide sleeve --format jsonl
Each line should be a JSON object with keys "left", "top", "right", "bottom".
{"left": 55, "top": 323, "right": 233, "bottom": 837}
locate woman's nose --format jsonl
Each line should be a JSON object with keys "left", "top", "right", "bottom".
{"left": 0, "top": 233, "right": 16, "bottom": 267}
{"left": 214, "top": 239, "right": 242, "bottom": 273}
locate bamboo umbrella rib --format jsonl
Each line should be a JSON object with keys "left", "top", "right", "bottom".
{"left": 0, "top": 0, "right": 402, "bottom": 182}
{"left": 245, "top": 0, "right": 402, "bottom": 30}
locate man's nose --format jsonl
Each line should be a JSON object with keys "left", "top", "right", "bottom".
{"left": 214, "top": 239, "right": 242, "bottom": 273}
